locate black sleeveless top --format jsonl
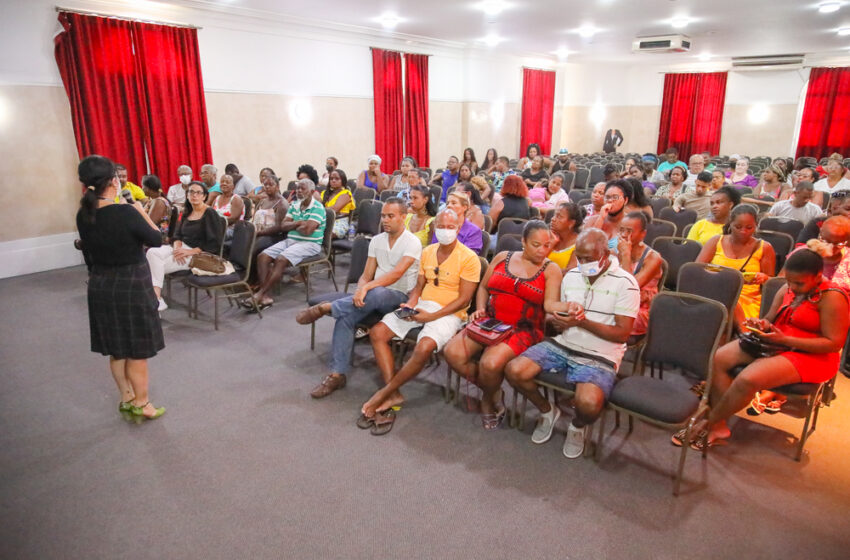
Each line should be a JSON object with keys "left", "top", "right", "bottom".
{"left": 498, "top": 196, "right": 531, "bottom": 225}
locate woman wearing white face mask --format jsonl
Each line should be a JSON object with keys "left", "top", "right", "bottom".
{"left": 167, "top": 164, "right": 193, "bottom": 206}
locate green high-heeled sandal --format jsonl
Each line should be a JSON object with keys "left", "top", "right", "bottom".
{"left": 119, "top": 401, "right": 133, "bottom": 412}
{"left": 130, "top": 402, "right": 166, "bottom": 421}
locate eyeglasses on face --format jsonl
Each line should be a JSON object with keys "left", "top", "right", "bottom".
{"left": 188, "top": 189, "right": 205, "bottom": 196}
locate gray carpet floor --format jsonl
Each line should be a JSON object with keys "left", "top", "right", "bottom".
{"left": 1, "top": 264, "right": 849, "bottom": 559}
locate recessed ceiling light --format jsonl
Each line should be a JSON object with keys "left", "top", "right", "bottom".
{"left": 475, "top": 0, "right": 510, "bottom": 14}
{"left": 552, "top": 47, "right": 571, "bottom": 59}
{"left": 698, "top": 52, "right": 712, "bottom": 61}
{"left": 376, "top": 13, "right": 402, "bottom": 29}
{"left": 577, "top": 24, "right": 598, "bottom": 38}
{"left": 820, "top": 2, "right": 842, "bottom": 13}
{"left": 671, "top": 16, "right": 690, "bottom": 28}
{"left": 480, "top": 34, "right": 503, "bottom": 47}
{"left": 839, "top": 27, "right": 850, "bottom": 35}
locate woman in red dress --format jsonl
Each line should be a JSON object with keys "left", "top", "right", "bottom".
{"left": 674, "top": 248, "right": 849, "bottom": 449}
{"left": 444, "top": 221, "right": 562, "bottom": 429}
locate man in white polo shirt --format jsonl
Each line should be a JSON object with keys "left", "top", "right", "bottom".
{"left": 295, "top": 197, "right": 422, "bottom": 399}
{"left": 505, "top": 228, "right": 640, "bottom": 458}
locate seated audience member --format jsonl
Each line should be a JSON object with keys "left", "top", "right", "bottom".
{"left": 444, "top": 221, "right": 562, "bottom": 429}
{"left": 548, "top": 202, "right": 583, "bottom": 271}
{"left": 146, "top": 181, "right": 223, "bottom": 311}
{"left": 753, "top": 164, "right": 791, "bottom": 201}
{"left": 113, "top": 163, "right": 147, "bottom": 202}
{"left": 431, "top": 156, "right": 460, "bottom": 202}
{"left": 813, "top": 158, "right": 850, "bottom": 208}
{"left": 167, "top": 164, "right": 193, "bottom": 206}
{"left": 673, "top": 171, "right": 712, "bottom": 220}
{"left": 702, "top": 152, "right": 716, "bottom": 172}
{"left": 655, "top": 166, "right": 688, "bottom": 200}
{"left": 657, "top": 147, "right": 687, "bottom": 175}
{"left": 461, "top": 147, "right": 479, "bottom": 174}
{"left": 583, "top": 180, "right": 631, "bottom": 255}
{"left": 250, "top": 179, "right": 326, "bottom": 310}
{"left": 388, "top": 157, "right": 417, "bottom": 193}
{"left": 585, "top": 182, "right": 605, "bottom": 218}
{"left": 521, "top": 156, "right": 549, "bottom": 188}
{"left": 141, "top": 175, "right": 170, "bottom": 231}
{"left": 405, "top": 184, "right": 437, "bottom": 247}
{"left": 796, "top": 189, "right": 850, "bottom": 245}
{"left": 505, "top": 228, "right": 640, "bottom": 458}
{"left": 696, "top": 205, "right": 776, "bottom": 329}
{"left": 519, "top": 143, "right": 541, "bottom": 170}
{"left": 617, "top": 211, "right": 663, "bottom": 338}
{"left": 359, "top": 209, "right": 481, "bottom": 432}
{"left": 623, "top": 178, "right": 654, "bottom": 218}
{"left": 551, "top": 149, "right": 575, "bottom": 174}
{"left": 200, "top": 164, "right": 220, "bottom": 204}
{"left": 528, "top": 180, "right": 548, "bottom": 208}
{"left": 457, "top": 163, "right": 475, "bottom": 187}
{"left": 602, "top": 163, "right": 619, "bottom": 183}
{"left": 212, "top": 174, "right": 245, "bottom": 239}
{"left": 628, "top": 163, "right": 656, "bottom": 196}
{"left": 538, "top": 172, "right": 570, "bottom": 210}
{"left": 726, "top": 157, "right": 758, "bottom": 188}
{"left": 683, "top": 154, "right": 706, "bottom": 188}
{"left": 296, "top": 197, "right": 422, "bottom": 398}
{"left": 621, "top": 157, "right": 639, "bottom": 177}
{"left": 319, "top": 157, "right": 338, "bottom": 188}
{"left": 283, "top": 164, "right": 322, "bottom": 204}
{"left": 790, "top": 216, "right": 850, "bottom": 284}
{"left": 247, "top": 167, "right": 276, "bottom": 204}
{"left": 791, "top": 166, "right": 818, "bottom": 189}
{"left": 322, "top": 169, "right": 355, "bottom": 238}
{"left": 251, "top": 174, "right": 289, "bottom": 254}
{"left": 395, "top": 168, "right": 423, "bottom": 203}
{"left": 455, "top": 183, "right": 487, "bottom": 230}
{"left": 766, "top": 181, "right": 822, "bottom": 223}
{"left": 226, "top": 163, "right": 256, "bottom": 198}
{"left": 643, "top": 158, "right": 665, "bottom": 185}
{"left": 433, "top": 191, "right": 484, "bottom": 254}
{"left": 711, "top": 169, "right": 727, "bottom": 192}
{"left": 491, "top": 156, "right": 515, "bottom": 194}
{"left": 674, "top": 249, "right": 848, "bottom": 450}
{"left": 489, "top": 175, "right": 531, "bottom": 232}
{"left": 480, "top": 148, "right": 498, "bottom": 175}
{"left": 358, "top": 156, "right": 388, "bottom": 192}
{"left": 687, "top": 186, "right": 741, "bottom": 245}
{"left": 469, "top": 175, "right": 493, "bottom": 210}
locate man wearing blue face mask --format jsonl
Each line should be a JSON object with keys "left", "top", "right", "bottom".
{"left": 505, "top": 228, "right": 640, "bottom": 459}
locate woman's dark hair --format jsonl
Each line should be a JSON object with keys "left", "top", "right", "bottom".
{"left": 714, "top": 185, "right": 742, "bottom": 207}
{"left": 78, "top": 154, "right": 116, "bottom": 224}
{"left": 322, "top": 169, "right": 349, "bottom": 204}
{"left": 525, "top": 143, "right": 541, "bottom": 158}
{"left": 463, "top": 147, "right": 477, "bottom": 164}
{"left": 625, "top": 210, "right": 649, "bottom": 232}
{"left": 522, "top": 219, "right": 549, "bottom": 241}
{"left": 297, "top": 164, "right": 319, "bottom": 185}
{"left": 605, "top": 179, "right": 632, "bottom": 205}
{"left": 458, "top": 163, "right": 474, "bottom": 179}
{"left": 785, "top": 248, "right": 824, "bottom": 276}
{"left": 457, "top": 182, "right": 485, "bottom": 207}
{"left": 142, "top": 174, "right": 162, "bottom": 193}
{"left": 184, "top": 181, "right": 208, "bottom": 214}
{"left": 557, "top": 201, "right": 583, "bottom": 233}
{"left": 603, "top": 163, "right": 618, "bottom": 177}
{"left": 410, "top": 184, "right": 437, "bottom": 216}
{"left": 401, "top": 156, "right": 417, "bottom": 169}
{"left": 629, "top": 164, "right": 647, "bottom": 180}
{"left": 624, "top": 177, "right": 650, "bottom": 208}
{"left": 261, "top": 167, "right": 276, "bottom": 177}
{"left": 481, "top": 148, "right": 498, "bottom": 169}
{"left": 550, "top": 172, "right": 570, "bottom": 192}
{"left": 722, "top": 203, "right": 758, "bottom": 235}
{"left": 328, "top": 156, "right": 339, "bottom": 167}
{"left": 670, "top": 166, "right": 687, "bottom": 180}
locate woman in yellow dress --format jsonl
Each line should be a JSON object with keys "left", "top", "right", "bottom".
{"left": 404, "top": 184, "right": 437, "bottom": 247}
{"left": 696, "top": 204, "right": 776, "bottom": 329}
{"left": 322, "top": 169, "right": 355, "bottom": 238}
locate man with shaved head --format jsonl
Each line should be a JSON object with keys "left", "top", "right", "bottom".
{"left": 505, "top": 228, "right": 640, "bottom": 459}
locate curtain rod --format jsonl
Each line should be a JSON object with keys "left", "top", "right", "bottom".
{"left": 369, "top": 47, "right": 431, "bottom": 56}
{"left": 55, "top": 6, "right": 201, "bottom": 29}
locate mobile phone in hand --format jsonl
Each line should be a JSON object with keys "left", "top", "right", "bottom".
{"left": 394, "top": 307, "right": 419, "bottom": 319}
{"left": 746, "top": 325, "right": 767, "bottom": 336}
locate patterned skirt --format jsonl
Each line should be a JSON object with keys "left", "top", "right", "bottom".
{"left": 88, "top": 262, "right": 165, "bottom": 359}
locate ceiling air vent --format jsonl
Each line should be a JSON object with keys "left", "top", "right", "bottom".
{"left": 632, "top": 35, "right": 691, "bottom": 53}
{"left": 731, "top": 54, "right": 805, "bottom": 71}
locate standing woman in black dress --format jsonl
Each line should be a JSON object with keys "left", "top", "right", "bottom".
{"left": 76, "top": 155, "right": 167, "bottom": 421}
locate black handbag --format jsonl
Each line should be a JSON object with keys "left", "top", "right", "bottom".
{"left": 737, "top": 331, "right": 790, "bottom": 358}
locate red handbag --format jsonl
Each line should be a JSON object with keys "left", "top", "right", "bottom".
{"left": 465, "top": 318, "right": 511, "bottom": 346}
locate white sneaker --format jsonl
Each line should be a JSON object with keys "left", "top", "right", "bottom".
{"left": 157, "top": 298, "right": 168, "bottom": 312}
{"left": 531, "top": 406, "right": 561, "bottom": 444}
{"left": 562, "top": 422, "right": 587, "bottom": 459}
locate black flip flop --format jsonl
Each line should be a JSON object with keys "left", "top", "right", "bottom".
{"left": 370, "top": 409, "right": 397, "bottom": 436}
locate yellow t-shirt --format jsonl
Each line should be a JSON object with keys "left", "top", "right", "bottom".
{"left": 687, "top": 219, "right": 724, "bottom": 245}
{"left": 420, "top": 242, "right": 481, "bottom": 319}
{"left": 548, "top": 245, "right": 575, "bottom": 270}
{"left": 114, "top": 181, "right": 147, "bottom": 203}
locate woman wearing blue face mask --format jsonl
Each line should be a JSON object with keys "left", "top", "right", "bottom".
{"left": 581, "top": 180, "right": 631, "bottom": 258}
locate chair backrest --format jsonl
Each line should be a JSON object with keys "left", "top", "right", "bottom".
{"left": 649, "top": 196, "right": 671, "bottom": 217}
{"left": 569, "top": 190, "right": 588, "bottom": 204}
{"left": 651, "top": 236, "right": 703, "bottom": 290}
{"left": 574, "top": 167, "right": 590, "bottom": 189}
{"left": 759, "top": 276, "right": 786, "bottom": 319}
{"left": 495, "top": 233, "right": 523, "bottom": 254}
{"left": 353, "top": 186, "right": 377, "bottom": 206}
{"left": 646, "top": 219, "right": 677, "bottom": 248}
{"left": 216, "top": 213, "right": 228, "bottom": 257}
{"left": 380, "top": 190, "right": 395, "bottom": 202}
{"left": 821, "top": 192, "right": 831, "bottom": 210}
{"left": 356, "top": 199, "right": 383, "bottom": 236}
{"left": 658, "top": 207, "right": 698, "bottom": 237}
{"left": 589, "top": 164, "right": 605, "bottom": 185}
{"left": 347, "top": 179, "right": 357, "bottom": 190}
{"left": 544, "top": 208, "right": 556, "bottom": 223}
{"left": 755, "top": 230, "right": 795, "bottom": 274}
{"left": 346, "top": 236, "right": 371, "bottom": 288}
{"left": 429, "top": 185, "right": 443, "bottom": 207}
{"left": 241, "top": 197, "right": 253, "bottom": 221}
{"left": 682, "top": 223, "right": 694, "bottom": 238}
{"left": 642, "top": 292, "right": 727, "bottom": 379}
{"left": 228, "top": 220, "right": 257, "bottom": 274}
{"left": 483, "top": 214, "right": 493, "bottom": 233}
{"left": 480, "top": 230, "right": 491, "bottom": 257}
{"left": 561, "top": 170, "right": 575, "bottom": 190}
{"left": 320, "top": 208, "right": 336, "bottom": 255}
{"left": 529, "top": 206, "right": 541, "bottom": 219}
{"left": 497, "top": 217, "right": 528, "bottom": 238}
{"left": 677, "top": 262, "right": 744, "bottom": 325}
{"left": 166, "top": 205, "right": 179, "bottom": 241}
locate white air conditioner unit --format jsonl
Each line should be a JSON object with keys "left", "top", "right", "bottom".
{"left": 632, "top": 35, "right": 691, "bottom": 53}
{"left": 731, "top": 54, "right": 805, "bottom": 71}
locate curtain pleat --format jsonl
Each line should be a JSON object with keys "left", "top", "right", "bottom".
{"left": 657, "top": 72, "right": 727, "bottom": 157}
{"left": 796, "top": 67, "right": 850, "bottom": 159}
{"left": 404, "top": 53, "right": 429, "bottom": 168}
{"left": 371, "top": 49, "right": 404, "bottom": 174}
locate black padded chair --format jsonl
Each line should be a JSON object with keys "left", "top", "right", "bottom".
{"left": 645, "top": 219, "right": 677, "bottom": 248}
{"left": 677, "top": 262, "right": 744, "bottom": 338}
{"left": 597, "top": 292, "right": 728, "bottom": 495}
{"left": 543, "top": 208, "right": 556, "bottom": 223}
{"left": 298, "top": 208, "right": 338, "bottom": 301}
{"left": 332, "top": 200, "right": 382, "bottom": 266}
{"left": 759, "top": 276, "right": 786, "bottom": 319}
{"left": 651, "top": 237, "right": 703, "bottom": 291}
{"left": 649, "top": 197, "right": 672, "bottom": 217}
{"left": 574, "top": 168, "right": 590, "bottom": 190}
{"left": 560, "top": 170, "right": 575, "bottom": 190}
{"left": 241, "top": 197, "right": 253, "bottom": 221}
{"left": 569, "top": 190, "right": 588, "bottom": 205}
{"left": 659, "top": 207, "right": 698, "bottom": 237}
{"left": 589, "top": 164, "right": 604, "bottom": 185}
{"left": 380, "top": 190, "right": 395, "bottom": 202}
{"left": 756, "top": 230, "right": 795, "bottom": 275}
{"left": 758, "top": 217, "right": 805, "bottom": 241}
{"left": 480, "top": 230, "right": 491, "bottom": 258}
{"left": 165, "top": 213, "right": 227, "bottom": 301}
{"left": 496, "top": 218, "right": 527, "bottom": 238}
{"left": 495, "top": 233, "right": 523, "bottom": 254}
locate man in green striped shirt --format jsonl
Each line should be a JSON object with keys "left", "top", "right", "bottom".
{"left": 252, "top": 178, "right": 327, "bottom": 309}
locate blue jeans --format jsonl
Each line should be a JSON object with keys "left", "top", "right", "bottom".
{"left": 329, "top": 287, "right": 408, "bottom": 374}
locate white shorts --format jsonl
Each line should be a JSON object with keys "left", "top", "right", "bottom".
{"left": 380, "top": 299, "right": 464, "bottom": 352}
{"left": 262, "top": 238, "right": 321, "bottom": 265}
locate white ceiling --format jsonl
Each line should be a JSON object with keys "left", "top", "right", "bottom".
{"left": 175, "top": 0, "right": 850, "bottom": 63}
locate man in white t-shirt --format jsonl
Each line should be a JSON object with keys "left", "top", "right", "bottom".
{"left": 296, "top": 197, "right": 422, "bottom": 398}
{"left": 505, "top": 228, "right": 640, "bottom": 458}
{"left": 683, "top": 153, "right": 706, "bottom": 188}
{"left": 767, "top": 181, "right": 823, "bottom": 223}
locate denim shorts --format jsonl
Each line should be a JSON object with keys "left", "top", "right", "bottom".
{"left": 521, "top": 339, "right": 617, "bottom": 398}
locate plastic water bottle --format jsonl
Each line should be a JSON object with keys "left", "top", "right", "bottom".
{"left": 348, "top": 223, "right": 356, "bottom": 239}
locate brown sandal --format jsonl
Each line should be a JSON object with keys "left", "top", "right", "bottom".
{"left": 296, "top": 303, "right": 328, "bottom": 325}
{"left": 370, "top": 409, "right": 397, "bottom": 436}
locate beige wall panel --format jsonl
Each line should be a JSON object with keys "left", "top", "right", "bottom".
{"left": 463, "top": 101, "right": 521, "bottom": 162}
{"left": 719, "top": 104, "right": 798, "bottom": 158}
{"left": 559, "top": 105, "right": 661, "bottom": 155}
{"left": 428, "top": 101, "right": 464, "bottom": 170}
{"left": 0, "top": 86, "right": 80, "bottom": 242}
{"left": 206, "top": 93, "right": 374, "bottom": 184}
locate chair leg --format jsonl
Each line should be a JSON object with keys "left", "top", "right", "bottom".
{"left": 444, "top": 364, "right": 453, "bottom": 403}
{"left": 519, "top": 395, "right": 528, "bottom": 431}
{"left": 673, "top": 423, "right": 695, "bottom": 496}
{"left": 213, "top": 291, "right": 219, "bottom": 330}
{"left": 303, "top": 266, "right": 311, "bottom": 302}
{"left": 594, "top": 409, "right": 606, "bottom": 461}
{"left": 795, "top": 393, "right": 818, "bottom": 461}
{"left": 310, "top": 323, "right": 316, "bottom": 351}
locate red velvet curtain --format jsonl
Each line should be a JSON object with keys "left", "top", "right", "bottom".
{"left": 371, "top": 49, "right": 404, "bottom": 174}
{"left": 132, "top": 22, "right": 213, "bottom": 190}
{"left": 657, "top": 72, "right": 727, "bottom": 157}
{"left": 520, "top": 68, "right": 556, "bottom": 157}
{"left": 796, "top": 67, "right": 850, "bottom": 159}
{"left": 404, "top": 53, "right": 429, "bottom": 168}
{"left": 54, "top": 12, "right": 149, "bottom": 181}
